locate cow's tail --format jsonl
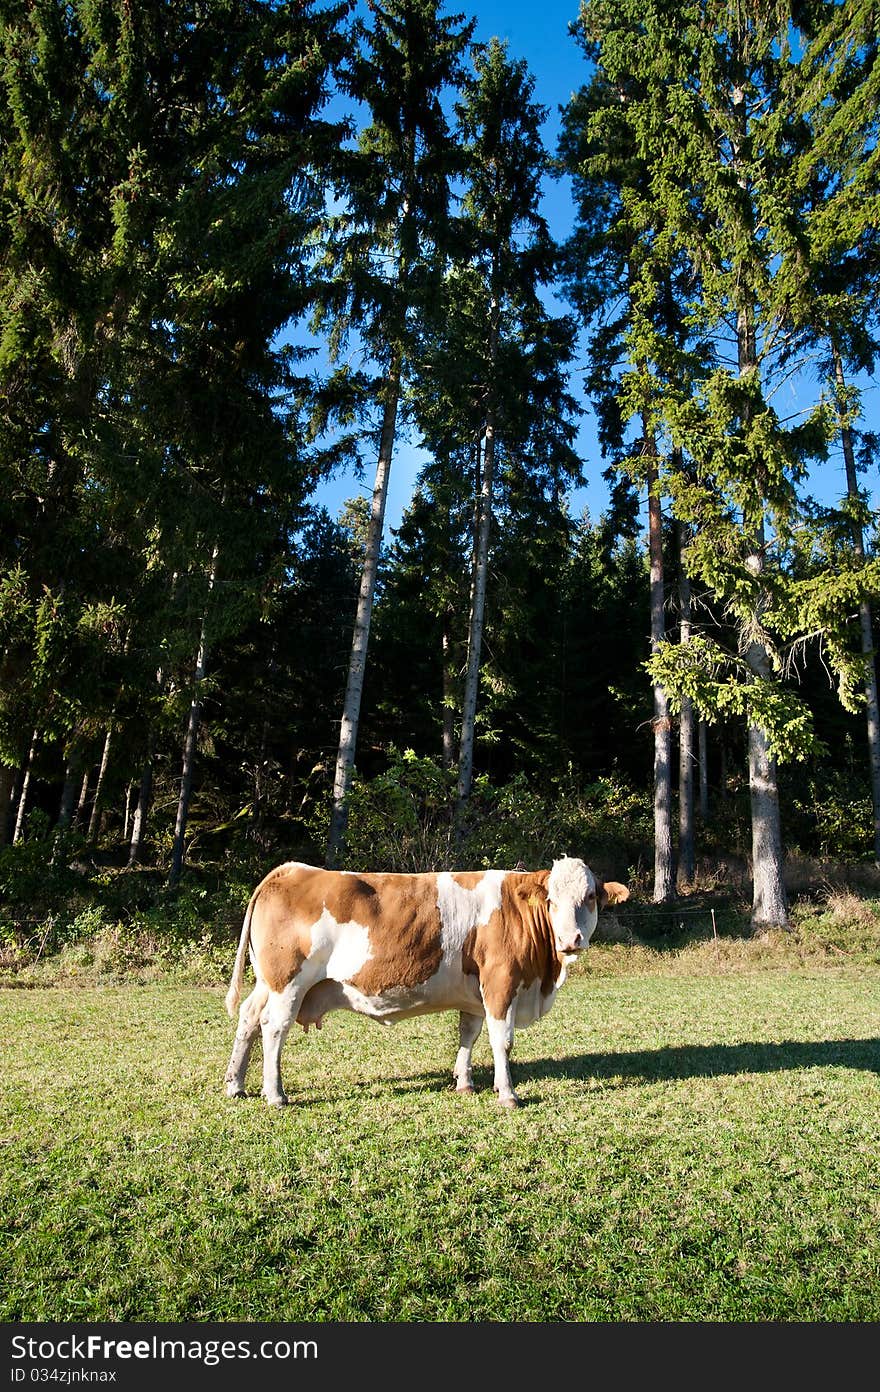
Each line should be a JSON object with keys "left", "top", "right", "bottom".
{"left": 225, "top": 888, "right": 260, "bottom": 1019}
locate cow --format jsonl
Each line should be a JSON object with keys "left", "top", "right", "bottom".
{"left": 223, "top": 856, "right": 629, "bottom": 1110}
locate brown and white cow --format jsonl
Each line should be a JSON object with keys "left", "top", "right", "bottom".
{"left": 223, "top": 856, "right": 629, "bottom": 1109}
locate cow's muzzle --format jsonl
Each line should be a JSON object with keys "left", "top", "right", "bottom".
{"left": 556, "top": 933, "right": 584, "bottom": 954}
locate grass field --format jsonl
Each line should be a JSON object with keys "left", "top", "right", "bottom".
{"left": 3, "top": 925, "right": 879, "bottom": 1323}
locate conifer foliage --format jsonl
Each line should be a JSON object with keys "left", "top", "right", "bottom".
{"left": 1, "top": 0, "right": 878, "bottom": 908}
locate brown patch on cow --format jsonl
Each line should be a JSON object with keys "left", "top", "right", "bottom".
{"left": 462, "top": 871, "right": 561, "bottom": 1020}
{"left": 347, "top": 873, "right": 444, "bottom": 996}
{"left": 249, "top": 866, "right": 444, "bottom": 999}
{"left": 248, "top": 873, "right": 316, "bottom": 995}
{"left": 450, "top": 870, "right": 485, "bottom": 890}
{"left": 248, "top": 864, "right": 382, "bottom": 994}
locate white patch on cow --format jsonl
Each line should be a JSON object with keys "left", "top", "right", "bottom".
{"left": 548, "top": 856, "right": 590, "bottom": 907}
{"left": 436, "top": 869, "right": 506, "bottom": 950}
{"left": 309, "top": 908, "right": 372, "bottom": 980}
{"left": 548, "top": 856, "right": 600, "bottom": 953}
{"left": 513, "top": 964, "right": 567, "bottom": 1029}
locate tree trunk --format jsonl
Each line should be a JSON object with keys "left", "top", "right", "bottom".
{"left": 647, "top": 450, "right": 675, "bottom": 903}
{"left": 457, "top": 414, "right": 495, "bottom": 815}
{"left": 698, "top": 719, "right": 709, "bottom": 821}
{"left": 441, "top": 609, "right": 456, "bottom": 770}
{"left": 677, "top": 519, "right": 695, "bottom": 886}
{"left": 75, "top": 768, "right": 91, "bottom": 827}
{"left": 53, "top": 750, "right": 82, "bottom": 864}
{"left": 457, "top": 289, "right": 500, "bottom": 819}
{"left": 326, "top": 351, "right": 402, "bottom": 867}
{"left": 13, "top": 731, "right": 38, "bottom": 844}
{"left": 833, "top": 343, "right": 880, "bottom": 866}
{"left": 57, "top": 753, "right": 80, "bottom": 831}
{"left": 168, "top": 541, "right": 220, "bottom": 888}
{"left": 0, "top": 763, "right": 15, "bottom": 847}
{"left": 746, "top": 699, "right": 789, "bottom": 929}
{"left": 129, "top": 754, "right": 153, "bottom": 868}
{"left": 744, "top": 527, "right": 789, "bottom": 929}
{"left": 122, "top": 780, "right": 134, "bottom": 843}
{"left": 87, "top": 728, "right": 113, "bottom": 843}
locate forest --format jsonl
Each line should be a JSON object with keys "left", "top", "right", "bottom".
{"left": 2, "top": 0, "right": 880, "bottom": 938}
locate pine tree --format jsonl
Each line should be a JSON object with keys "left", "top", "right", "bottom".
{"left": 564, "top": 0, "right": 880, "bottom": 927}
{"left": 770, "top": 0, "right": 880, "bottom": 861}
{"left": 424, "top": 39, "right": 581, "bottom": 816}
{"left": 1, "top": 0, "right": 350, "bottom": 873}
{"left": 314, "top": 0, "right": 476, "bottom": 865}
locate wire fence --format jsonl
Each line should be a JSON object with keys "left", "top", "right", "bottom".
{"left": 609, "top": 903, "right": 744, "bottom": 939}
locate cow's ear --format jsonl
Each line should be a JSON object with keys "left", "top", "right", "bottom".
{"left": 599, "top": 880, "right": 630, "bottom": 908}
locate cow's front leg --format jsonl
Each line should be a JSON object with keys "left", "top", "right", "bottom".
{"left": 453, "top": 1012, "right": 483, "bottom": 1094}
{"left": 484, "top": 1007, "right": 520, "bottom": 1109}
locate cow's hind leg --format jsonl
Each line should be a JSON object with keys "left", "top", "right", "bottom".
{"left": 224, "top": 981, "right": 269, "bottom": 1098}
{"left": 453, "top": 1012, "right": 483, "bottom": 1094}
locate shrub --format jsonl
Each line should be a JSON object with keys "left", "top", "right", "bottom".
{"left": 318, "top": 750, "right": 650, "bottom": 874}
{"left": 338, "top": 749, "right": 459, "bottom": 871}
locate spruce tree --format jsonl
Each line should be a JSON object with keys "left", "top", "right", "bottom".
{"left": 434, "top": 39, "right": 580, "bottom": 815}
{"left": 314, "top": 0, "right": 476, "bottom": 865}
{"left": 564, "top": 0, "right": 880, "bottom": 927}
{"left": 1, "top": 0, "right": 350, "bottom": 872}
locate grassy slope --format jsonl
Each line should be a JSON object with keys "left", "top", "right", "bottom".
{"left": 2, "top": 948, "right": 879, "bottom": 1322}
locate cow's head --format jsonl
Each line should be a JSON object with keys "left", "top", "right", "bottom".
{"left": 547, "top": 856, "right": 630, "bottom": 955}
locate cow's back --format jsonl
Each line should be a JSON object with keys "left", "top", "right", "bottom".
{"left": 249, "top": 863, "right": 484, "bottom": 1008}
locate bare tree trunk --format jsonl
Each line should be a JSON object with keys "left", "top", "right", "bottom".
{"left": 457, "top": 290, "right": 501, "bottom": 820}
{"left": 13, "top": 731, "right": 38, "bottom": 844}
{"left": 698, "top": 719, "right": 709, "bottom": 822}
{"left": 130, "top": 663, "right": 165, "bottom": 867}
{"left": 327, "top": 351, "right": 403, "bottom": 868}
{"left": 833, "top": 343, "right": 880, "bottom": 866}
{"left": 746, "top": 636, "right": 789, "bottom": 929}
{"left": 52, "top": 749, "right": 82, "bottom": 864}
{"left": 57, "top": 753, "right": 80, "bottom": 831}
{"left": 168, "top": 540, "right": 221, "bottom": 888}
{"left": 441, "top": 610, "right": 456, "bottom": 771}
{"left": 129, "top": 754, "right": 153, "bottom": 868}
{"left": 75, "top": 768, "right": 91, "bottom": 828}
{"left": 677, "top": 519, "right": 695, "bottom": 886}
{"left": 122, "top": 780, "right": 134, "bottom": 843}
{"left": 0, "top": 763, "right": 14, "bottom": 847}
{"left": 457, "top": 419, "right": 495, "bottom": 815}
{"left": 743, "top": 516, "right": 789, "bottom": 928}
{"left": 647, "top": 448, "right": 675, "bottom": 903}
{"left": 87, "top": 728, "right": 113, "bottom": 843}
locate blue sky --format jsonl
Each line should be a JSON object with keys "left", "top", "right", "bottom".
{"left": 312, "top": 0, "right": 602, "bottom": 532}
{"left": 312, "top": 0, "right": 879, "bottom": 536}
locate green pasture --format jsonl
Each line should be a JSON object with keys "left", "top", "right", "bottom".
{"left": 2, "top": 958, "right": 879, "bottom": 1322}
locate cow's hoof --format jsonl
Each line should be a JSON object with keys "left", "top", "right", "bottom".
{"left": 225, "top": 1084, "right": 247, "bottom": 1099}
{"left": 455, "top": 1084, "right": 475, "bottom": 1095}
{"left": 499, "top": 1095, "right": 522, "bottom": 1110}
{"left": 263, "top": 1092, "right": 288, "bottom": 1108}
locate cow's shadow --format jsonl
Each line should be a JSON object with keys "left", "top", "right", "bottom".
{"left": 519, "top": 1037, "right": 879, "bottom": 1085}
{"left": 382, "top": 1036, "right": 880, "bottom": 1099}
{"left": 234, "top": 1037, "right": 879, "bottom": 1106}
